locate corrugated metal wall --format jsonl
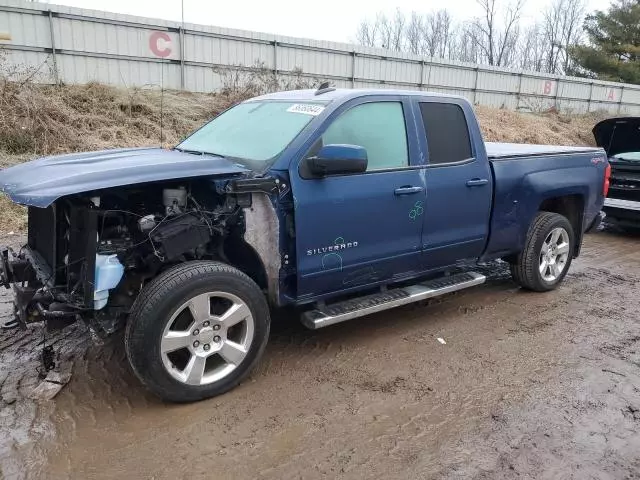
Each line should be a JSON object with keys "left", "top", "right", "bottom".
{"left": 1, "top": 0, "right": 638, "bottom": 114}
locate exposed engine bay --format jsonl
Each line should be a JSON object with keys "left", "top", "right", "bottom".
{"left": 2, "top": 176, "right": 282, "bottom": 338}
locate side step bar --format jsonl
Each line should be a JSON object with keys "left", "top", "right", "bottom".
{"left": 301, "top": 272, "right": 486, "bottom": 329}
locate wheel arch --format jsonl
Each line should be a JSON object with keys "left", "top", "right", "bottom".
{"left": 538, "top": 194, "right": 584, "bottom": 257}
{"left": 223, "top": 237, "right": 268, "bottom": 292}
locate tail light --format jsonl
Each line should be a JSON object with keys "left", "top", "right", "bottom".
{"left": 603, "top": 163, "right": 611, "bottom": 197}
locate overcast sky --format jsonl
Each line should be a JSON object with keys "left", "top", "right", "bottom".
{"left": 51, "top": 0, "right": 606, "bottom": 44}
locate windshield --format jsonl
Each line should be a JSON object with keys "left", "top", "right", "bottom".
{"left": 614, "top": 152, "right": 640, "bottom": 162}
{"left": 176, "top": 100, "right": 327, "bottom": 168}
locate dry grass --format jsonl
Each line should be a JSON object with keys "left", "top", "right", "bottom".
{"left": 0, "top": 61, "right": 316, "bottom": 156}
{"left": 0, "top": 79, "right": 609, "bottom": 233}
{"left": 0, "top": 82, "right": 220, "bottom": 155}
{"left": 475, "top": 106, "right": 606, "bottom": 146}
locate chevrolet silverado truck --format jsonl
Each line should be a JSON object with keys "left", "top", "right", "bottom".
{"left": 0, "top": 87, "right": 608, "bottom": 402}
{"left": 594, "top": 117, "right": 640, "bottom": 229}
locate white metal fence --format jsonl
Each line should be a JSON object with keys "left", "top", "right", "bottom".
{"left": 1, "top": 0, "right": 639, "bottom": 114}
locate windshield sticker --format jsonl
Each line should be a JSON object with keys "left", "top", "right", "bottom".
{"left": 286, "top": 104, "right": 325, "bottom": 116}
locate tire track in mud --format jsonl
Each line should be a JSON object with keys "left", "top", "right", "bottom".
{"left": 0, "top": 307, "right": 89, "bottom": 479}
{"left": 429, "top": 232, "right": 640, "bottom": 479}
{"left": 0, "top": 235, "right": 92, "bottom": 479}
{"left": 2, "top": 230, "right": 640, "bottom": 479}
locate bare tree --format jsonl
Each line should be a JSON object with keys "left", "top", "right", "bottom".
{"left": 355, "top": 19, "right": 378, "bottom": 47}
{"left": 354, "top": 10, "right": 407, "bottom": 51}
{"left": 422, "top": 10, "right": 454, "bottom": 58}
{"left": 437, "top": 10, "right": 454, "bottom": 58}
{"left": 390, "top": 9, "right": 406, "bottom": 51}
{"left": 375, "top": 11, "right": 406, "bottom": 50}
{"left": 543, "top": 0, "right": 586, "bottom": 73}
{"left": 356, "top": 8, "right": 455, "bottom": 57}
{"left": 516, "top": 24, "right": 550, "bottom": 71}
{"left": 448, "top": 25, "right": 481, "bottom": 63}
{"left": 466, "top": 0, "right": 526, "bottom": 66}
{"left": 405, "top": 12, "right": 423, "bottom": 54}
{"left": 351, "top": 0, "right": 588, "bottom": 74}
{"left": 543, "top": 5, "right": 563, "bottom": 72}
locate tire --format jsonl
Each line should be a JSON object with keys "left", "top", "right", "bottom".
{"left": 510, "top": 212, "right": 575, "bottom": 292}
{"left": 125, "top": 261, "right": 270, "bottom": 403}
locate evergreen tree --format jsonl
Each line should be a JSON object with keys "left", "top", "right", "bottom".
{"left": 569, "top": 0, "right": 640, "bottom": 83}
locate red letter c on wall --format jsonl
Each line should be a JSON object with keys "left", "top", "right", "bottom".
{"left": 150, "top": 31, "right": 172, "bottom": 58}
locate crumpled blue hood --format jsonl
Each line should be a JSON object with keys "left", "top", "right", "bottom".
{"left": 0, "top": 147, "right": 249, "bottom": 207}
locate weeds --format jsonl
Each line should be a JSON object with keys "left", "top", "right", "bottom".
{"left": 214, "top": 61, "right": 318, "bottom": 105}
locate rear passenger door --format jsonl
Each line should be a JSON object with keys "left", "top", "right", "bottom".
{"left": 417, "top": 100, "right": 493, "bottom": 269}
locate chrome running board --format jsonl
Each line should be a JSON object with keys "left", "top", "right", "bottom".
{"left": 301, "top": 271, "right": 486, "bottom": 329}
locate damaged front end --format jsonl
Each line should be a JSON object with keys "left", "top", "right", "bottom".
{"left": 0, "top": 174, "right": 286, "bottom": 339}
{"left": 1, "top": 201, "right": 104, "bottom": 332}
{"left": 0, "top": 244, "right": 80, "bottom": 331}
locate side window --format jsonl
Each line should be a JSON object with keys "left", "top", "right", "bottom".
{"left": 320, "top": 102, "right": 409, "bottom": 171}
{"left": 419, "top": 102, "right": 472, "bottom": 165}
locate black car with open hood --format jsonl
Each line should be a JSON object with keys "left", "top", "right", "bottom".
{"left": 593, "top": 117, "right": 640, "bottom": 228}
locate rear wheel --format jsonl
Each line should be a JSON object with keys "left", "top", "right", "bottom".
{"left": 125, "top": 261, "right": 270, "bottom": 403}
{"left": 510, "top": 212, "right": 574, "bottom": 292}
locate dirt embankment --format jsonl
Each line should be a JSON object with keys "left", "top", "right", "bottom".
{"left": 0, "top": 81, "right": 609, "bottom": 233}
{"left": 474, "top": 105, "right": 604, "bottom": 146}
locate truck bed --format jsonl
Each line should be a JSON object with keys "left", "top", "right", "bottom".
{"left": 486, "top": 142, "right": 602, "bottom": 160}
{"left": 483, "top": 145, "right": 607, "bottom": 261}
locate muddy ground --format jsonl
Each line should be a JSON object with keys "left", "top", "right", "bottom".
{"left": 1, "top": 228, "right": 639, "bottom": 479}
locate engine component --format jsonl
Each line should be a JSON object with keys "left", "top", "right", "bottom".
{"left": 94, "top": 254, "right": 124, "bottom": 310}
{"left": 163, "top": 187, "right": 187, "bottom": 215}
{"left": 138, "top": 214, "right": 157, "bottom": 232}
{"left": 97, "top": 226, "right": 132, "bottom": 254}
{"left": 97, "top": 238, "right": 133, "bottom": 255}
{"left": 150, "top": 214, "right": 211, "bottom": 260}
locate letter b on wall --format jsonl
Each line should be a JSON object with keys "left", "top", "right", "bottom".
{"left": 543, "top": 80, "right": 553, "bottom": 95}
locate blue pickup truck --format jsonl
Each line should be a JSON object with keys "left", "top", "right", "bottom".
{"left": 0, "top": 87, "right": 608, "bottom": 402}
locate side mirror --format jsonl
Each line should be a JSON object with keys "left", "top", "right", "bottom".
{"left": 305, "top": 144, "right": 368, "bottom": 176}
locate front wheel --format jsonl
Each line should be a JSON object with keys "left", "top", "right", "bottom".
{"left": 125, "top": 261, "right": 270, "bottom": 403}
{"left": 510, "top": 212, "right": 575, "bottom": 292}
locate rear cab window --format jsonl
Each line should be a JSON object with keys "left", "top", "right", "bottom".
{"left": 418, "top": 102, "right": 473, "bottom": 165}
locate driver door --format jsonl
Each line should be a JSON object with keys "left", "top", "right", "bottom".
{"left": 289, "top": 97, "right": 426, "bottom": 300}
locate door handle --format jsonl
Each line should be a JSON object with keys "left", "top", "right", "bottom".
{"left": 394, "top": 186, "right": 425, "bottom": 195}
{"left": 466, "top": 178, "right": 489, "bottom": 187}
